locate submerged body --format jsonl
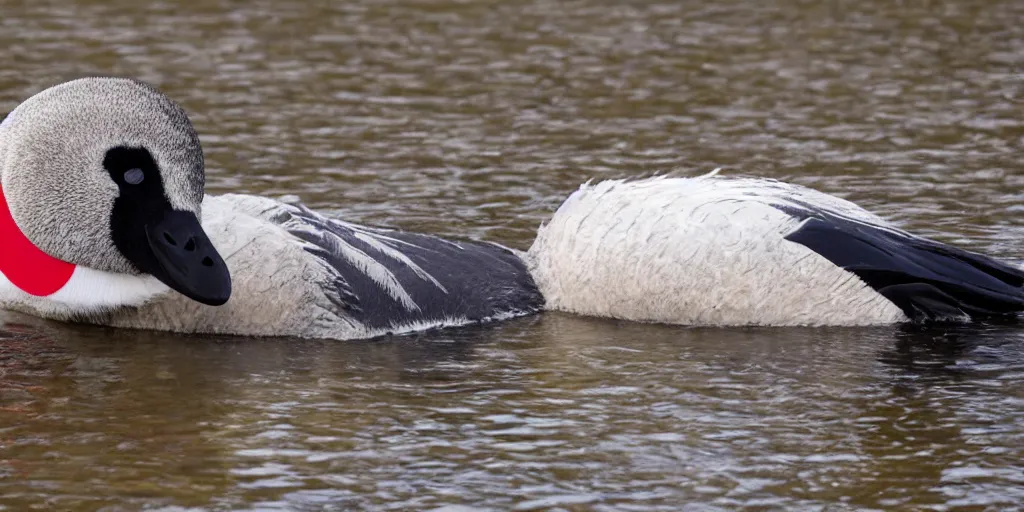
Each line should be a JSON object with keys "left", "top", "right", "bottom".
{"left": 1, "top": 78, "right": 1023, "bottom": 339}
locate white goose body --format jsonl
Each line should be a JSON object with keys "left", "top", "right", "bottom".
{"left": 526, "top": 173, "right": 910, "bottom": 326}
{"left": 2, "top": 78, "right": 1022, "bottom": 340}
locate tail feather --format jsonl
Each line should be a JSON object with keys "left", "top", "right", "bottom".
{"left": 784, "top": 216, "right": 1024, "bottom": 322}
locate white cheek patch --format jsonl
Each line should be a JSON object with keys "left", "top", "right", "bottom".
{"left": 52, "top": 266, "right": 170, "bottom": 309}
{"left": 1, "top": 265, "right": 169, "bottom": 312}
{"left": 2, "top": 185, "right": 169, "bottom": 312}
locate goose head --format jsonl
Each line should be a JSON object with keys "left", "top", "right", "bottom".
{"left": 0, "top": 77, "right": 231, "bottom": 307}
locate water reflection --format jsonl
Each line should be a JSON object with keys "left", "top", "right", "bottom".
{"left": 882, "top": 322, "right": 1024, "bottom": 378}
{"left": 3, "top": 312, "right": 1024, "bottom": 509}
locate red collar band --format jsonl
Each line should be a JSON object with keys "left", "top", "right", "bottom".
{"left": 0, "top": 184, "right": 76, "bottom": 296}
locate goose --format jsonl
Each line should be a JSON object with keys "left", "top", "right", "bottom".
{"left": 1, "top": 77, "right": 1022, "bottom": 340}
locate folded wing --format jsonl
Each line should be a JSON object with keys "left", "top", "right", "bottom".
{"left": 782, "top": 205, "right": 1024, "bottom": 321}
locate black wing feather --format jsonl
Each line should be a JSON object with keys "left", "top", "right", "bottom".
{"left": 283, "top": 205, "right": 544, "bottom": 331}
{"left": 781, "top": 208, "right": 1024, "bottom": 322}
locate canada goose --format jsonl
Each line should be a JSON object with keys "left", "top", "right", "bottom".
{"left": 1, "top": 78, "right": 1021, "bottom": 339}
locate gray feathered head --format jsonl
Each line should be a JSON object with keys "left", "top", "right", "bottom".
{"left": 0, "top": 78, "right": 231, "bottom": 305}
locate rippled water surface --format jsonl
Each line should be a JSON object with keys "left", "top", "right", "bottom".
{"left": 2, "top": 0, "right": 1023, "bottom": 510}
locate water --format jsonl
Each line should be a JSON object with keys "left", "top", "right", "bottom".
{"left": 1, "top": 0, "right": 1023, "bottom": 509}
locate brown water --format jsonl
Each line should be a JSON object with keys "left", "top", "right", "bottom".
{"left": 1, "top": 0, "right": 1023, "bottom": 510}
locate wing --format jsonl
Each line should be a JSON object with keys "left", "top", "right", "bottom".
{"left": 781, "top": 205, "right": 1024, "bottom": 322}
{"left": 268, "top": 200, "right": 544, "bottom": 332}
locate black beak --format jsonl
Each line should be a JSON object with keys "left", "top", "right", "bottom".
{"left": 144, "top": 210, "right": 232, "bottom": 306}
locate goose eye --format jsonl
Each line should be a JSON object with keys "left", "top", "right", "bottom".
{"left": 124, "top": 168, "right": 145, "bottom": 185}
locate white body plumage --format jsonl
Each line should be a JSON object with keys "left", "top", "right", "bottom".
{"left": 525, "top": 173, "right": 908, "bottom": 326}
